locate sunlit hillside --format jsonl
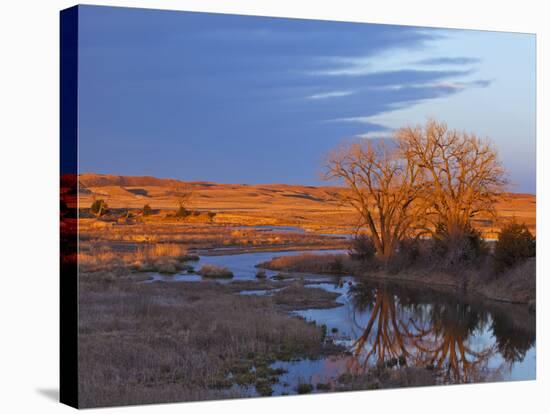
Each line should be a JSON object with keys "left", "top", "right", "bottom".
{"left": 71, "top": 173, "right": 536, "bottom": 237}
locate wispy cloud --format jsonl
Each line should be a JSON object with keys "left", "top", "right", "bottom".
{"left": 369, "top": 79, "right": 492, "bottom": 92}
{"left": 356, "top": 130, "right": 395, "bottom": 140}
{"left": 416, "top": 57, "right": 481, "bottom": 65}
{"left": 327, "top": 116, "right": 373, "bottom": 124}
{"left": 306, "top": 90, "right": 354, "bottom": 100}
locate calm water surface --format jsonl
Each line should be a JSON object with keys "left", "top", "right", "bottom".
{"left": 146, "top": 247, "right": 536, "bottom": 394}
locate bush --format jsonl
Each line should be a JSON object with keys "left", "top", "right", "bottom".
{"left": 90, "top": 199, "right": 108, "bottom": 216}
{"left": 388, "top": 237, "right": 421, "bottom": 273}
{"left": 494, "top": 222, "right": 535, "bottom": 272}
{"left": 207, "top": 211, "right": 217, "bottom": 222}
{"left": 349, "top": 233, "right": 376, "bottom": 261}
{"left": 431, "top": 223, "right": 487, "bottom": 268}
{"left": 175, "top": 206, "right": 192, "bottom": 219}
{"left": 142, "top": 204, "right": 152, "bottom": 216}
{"left": 399, "top": 238, "right": 420, "bottom": 262}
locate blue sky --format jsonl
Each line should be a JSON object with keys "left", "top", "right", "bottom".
{"left": 77, "top": 5, "right": 536, "bottom": 193}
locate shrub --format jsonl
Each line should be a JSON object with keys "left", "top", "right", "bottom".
{"left": 207, "top": 211, "right": 217, "bottom": 222}
{"left": 494, "top": 222, "right": 535, "bottom": 272}
{"left": 430, "top": 223, "right": 486, "bottom": 269}
{"left": 398, "top": 238, "right": 420, "bottom": 263}
{"left": 349, "top": 233, "right": 376, "bottom": 261}
{"left": 90, "top": 199, "right": 108, "bottom": 216}
{"left": 142, "top": 204, "right": 152, "bottom": 216}
{"left": 175, "top": 206, "right": 192, "bottom": 219}
{"left": 388, "top": 237, "right": 421, "bottom": 273}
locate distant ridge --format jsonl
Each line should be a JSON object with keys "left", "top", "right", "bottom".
{"left": 79, "top": 173, "right": 206, "bottom": 188}
{"left": 77, "top": 173, "right": 343, "bottom": 191}
{"left": 76, "top": 173, "right": 535, "bottom": 197}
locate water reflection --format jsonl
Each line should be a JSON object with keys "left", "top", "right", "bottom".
{"left": 415, "top": 301, "right": 495, "bottom": 383}
{"left": 491, "top": 312, "right": 536, "bottom": 364}
{"left": 140, "top": 247, "right": 534, "bottom": 389}
{"left": 346, "top": 283, "right": 535, "bottom": 384}
{"left": 347, "top": 287, "right": 413, "bottom": 373}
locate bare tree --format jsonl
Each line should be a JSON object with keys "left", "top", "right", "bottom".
{"left": 326, "top": 140, "right": 426, "bottom": 262}
{"left": 90, "top": 198, "right": 108, "bottom": 217}
{"left": 172, "top": 184, "right": 193, "bottom": 214}
{"left": 396, "top": 119, "right": 507, "bottom": 240}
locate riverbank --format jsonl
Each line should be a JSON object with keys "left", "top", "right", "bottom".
{"left": 259, "top": 253, "right": 536, "bottom": 306}
{"left": 360, "top": 259, "right": 535, "bottom": 306}
{"left": 77, "top": 241, "right": 536, "bottom": 406}
{"left": 78, "top": 270, "right": 344, "bottom": 407}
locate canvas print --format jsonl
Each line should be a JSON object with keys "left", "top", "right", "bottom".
{"left": 60, "top": 5, "right": 536, "bottom": 408}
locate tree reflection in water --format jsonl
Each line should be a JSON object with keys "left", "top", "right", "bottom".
{"left": 412, "top": 301, "right": 495, "bottom": 383}
{"left": 346, "top": 283, "right": 517, "bottom": 383}
{"left": 491, "top": 311, "right": 536, "bottom": 366}
{"left": 346, "top": 286, "right": 418, "bottom": 374}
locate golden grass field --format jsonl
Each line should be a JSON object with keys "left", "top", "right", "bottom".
{"left": 70, "top": 173, "right": 535, "bottom": 238}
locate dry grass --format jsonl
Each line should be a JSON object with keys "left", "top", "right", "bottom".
{"left": 273, "top": 283, "right": 341, "bottom": 311}
{"left": 259, "top": 253, "right": 354, "bottom": 275}
{"left": 479, "top": 258, "right": 536, "bottom": 304}
{"left": 78, "top": 276, "right": 326, "bottom": 407}
{"left": 336, "top": 366, "right": 436, "bottom": 391}
{"left": 145, "top": 243, "right": 188, "bottom": 257}
{"left": 78, "top": 220, "right": 348, "bottom": 252}
{"left": 260, "top": 251, "right": 535, "bottom": 305}
{"left": 197, "top": 264, "right": 234, "bottom": 279}
{"left": 78, "top": 243, "right": 196, "bottom": 274}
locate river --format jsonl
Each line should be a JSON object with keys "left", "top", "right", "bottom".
{"left": 145, "top": 247, "right": 536, "bottom": 395}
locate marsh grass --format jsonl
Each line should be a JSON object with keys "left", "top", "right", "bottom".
{"left": 335, "top": 366, "right": 436, "bottom": 391}
{"left": 78, "top": 243, "right": 197, "bottom": 274}
{"left": 198, "top": 264, "right": 234, "bottom": 279}
{"left": 78, "top": 219, "right": 347, "bottom": 251}
{"left": 259, "top": 246, "right": 535, "bottom": 304}
{"left": 259, "top": 253, "right": 354, "bottom": 274}
{"left": 78, "top": 277, "right": 327, "bottom": 407}
{"left": 273, "top": 283, "right": 341, "bottom": 311}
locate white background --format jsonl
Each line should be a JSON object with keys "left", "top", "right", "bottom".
{"left": 0, "top": 0, "right": 547, "bottom": 412}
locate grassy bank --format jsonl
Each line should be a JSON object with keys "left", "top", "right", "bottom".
{"left": 78, "top": 271, "right": 343, "bottom": 407}
{"left": 258, "top": 253, "right": 351, "bottom": 275}
{"left": 259, "top": 253, "right": 535, "bottom": 305}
